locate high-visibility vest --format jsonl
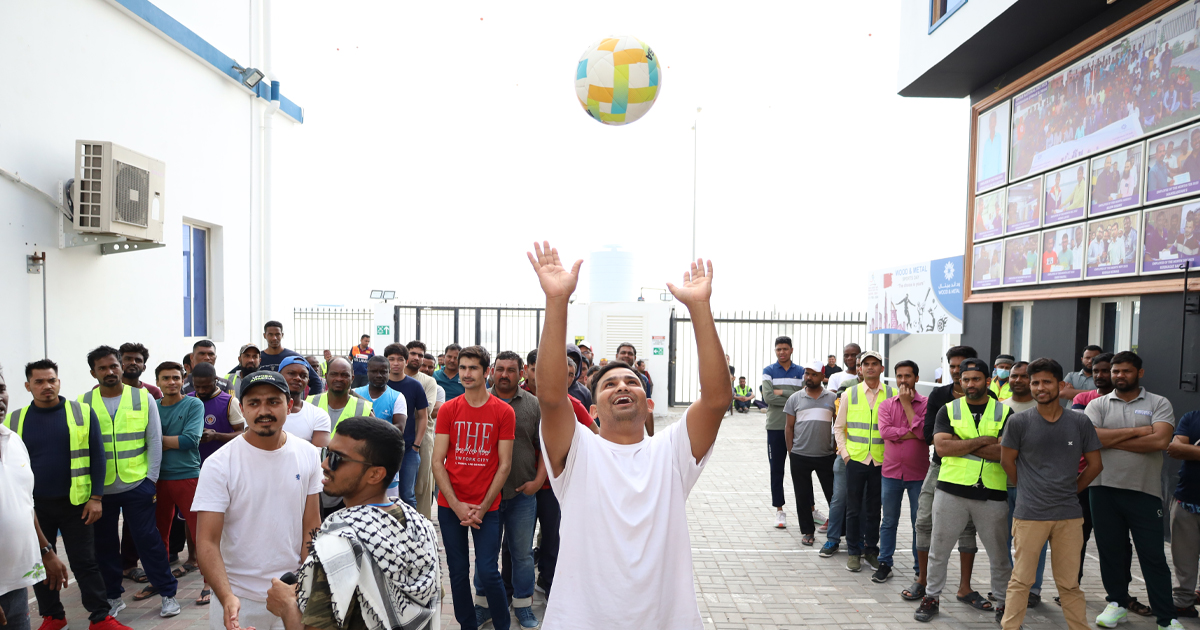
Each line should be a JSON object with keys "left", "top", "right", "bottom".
{"left": 989, "top": 379, "right": 1012, "bottom": 401}
{"left": 844, "top": 382, "right": 895, "bottom": 463}
{"left": 5, "top": 401, "right": 94, "bottom": 505}
{"left": 228, "top": 373, "right": 240, "bottom": 394}
{"left": 938, "top": 397, "right": 1009, "bottom": 491}
{"left": 307, "top": 393, "right": 373, "bottom": 431}
{"left": 80, "top": 386, "right": 150, "bottom": 486}
{"left": 734, "top": 385, "right": 752, "bottom": 398}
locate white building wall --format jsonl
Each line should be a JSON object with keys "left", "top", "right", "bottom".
{"left": 0, "top": 0, "right": 293, "bottom": 408}
{"left": 585, "top": 302, "right": 672, "bottom": 409}
{"left": 897, "top": 0, "right": 1017, "bottom": 92}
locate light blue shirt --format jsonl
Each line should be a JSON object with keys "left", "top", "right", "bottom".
{"left": 352, "top": 385, "right": 403, "bottom": 423}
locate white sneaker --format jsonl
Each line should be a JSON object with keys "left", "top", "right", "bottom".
{"left": 1095, "top": 602, "right": 1127, "bottom": 628}
{"left": 775, "top": 511, "right": 787, "bottom": 529}
{"left": 107, "top": 598, "right": 126, "bottom": 618}
{"left": 1159, "top": 621, "right": 1185, "bottom": 630}
{"left": 160, "top": 596, "right": 181, "bottom": 618}
{"left": 812, "top": 509, "right": 828, "bottom": 526}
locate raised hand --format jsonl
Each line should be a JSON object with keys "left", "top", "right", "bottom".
{"left": 528, "top": 241, "right": 583, "bottom": 300}
{"left": 667, "top": 259, "right": 714, "bottom": 306}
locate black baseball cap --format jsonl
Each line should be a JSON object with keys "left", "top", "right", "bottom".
{"left": 960, "top": 358, "right": 989, "bottom": 376}
{"left": 237, "top": 370, "right": 290, "bottom": 398}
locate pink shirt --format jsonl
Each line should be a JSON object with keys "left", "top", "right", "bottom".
{"left": 877, "top": 393, "right": 930, "bottom": 481}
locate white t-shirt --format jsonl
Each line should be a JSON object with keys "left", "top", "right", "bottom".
{"left": 283, "top": 402, "right": 332, "bottom": 443}
{"left": 193, "top": 434, "right": 323, "bottom": 601}
{"left": 0, "top": 425, "right": 41, "bottom": 593}
{"left": 436, "top": 385, "right": 446, "bottom": 404}
{"left": 540, "top": 411, "right": 711, "bottom": 630}
{"left": 827, "top": 370, "right": 858, "bottom": 392}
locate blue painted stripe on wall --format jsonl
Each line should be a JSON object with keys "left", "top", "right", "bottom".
{"left": 107, "top": 0, "right": 304, "bottom": 123}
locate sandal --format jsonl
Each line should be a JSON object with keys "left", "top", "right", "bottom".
{"left": 195, "top": 589, "right": 212, "bottom": 606}
{"left": 132, "top": 585, "right": 160, "bottom": 601}
{"left": 956, "top": 591, "right": 994, "bottom": 611}
{"left": 122, "top": 568, "right": 148, "bottom": 583}
{"left": 901, "top": 582, "right": 925, "bottom": 601}
{"left": 171, "top": 565, "right": 192, "bottom": 578}
{"left": 801, "top": 534, "right": 815, "bottom": 546}
{"left": 1127, "top": 598, "right": 1153, "bottom": 617}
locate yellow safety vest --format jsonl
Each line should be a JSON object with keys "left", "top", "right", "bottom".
{"left": 5, "top": 401, "right": 95, "bottom": 505}
{"left": 307, "top": 393, "right": 373, "bottom": 431}
{"left": 228, "top": 373, "right": 240, "bottom": 393}
{"left": 989, "top": 379, "right": 1012, "bottom": 401}
{"left": 844, "top": 382, "right": 895, "bottom": 463}
{"left": 938, "top": 397, "right": 1009, "bottom": 491}
{"left": 80, "top": 386, "right": 150, "bottom": 486}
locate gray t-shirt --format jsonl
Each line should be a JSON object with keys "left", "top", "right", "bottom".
{"left": 1003, "top": 398, "right": 1038, "bottom": 414}
{"left": 1062, "top": 370, "right": 1095, "bottom": 409}
{"left": 1002, "top": 408, "right": 1101, "bottom": 520}
{"left": 1085, "top": 388, "right": 1176, "bottom": 499}
{"left": 493, "top": 387, "right": 541, "bottom": 500}
{"left": 783, "top": 388, "right": 837, "bottom": 457}
{"left": 102, "top": 393, "right": 163, "bottom": 494}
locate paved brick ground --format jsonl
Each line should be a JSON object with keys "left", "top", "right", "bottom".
{"left": 42, "top": 409, "right": 1174, "bottom": 629}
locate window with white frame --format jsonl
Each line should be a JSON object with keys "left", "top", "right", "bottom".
{"left": 183, "top": 223, "right": 208, "bottom": 337}
{"left": 1089, "top": 296, "right": 1140, "bottom": 354}
{"left": 1001, "top": 301, "right": 1033, "bottom": 362}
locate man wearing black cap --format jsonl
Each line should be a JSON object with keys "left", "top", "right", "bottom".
{"left": 194, "top": 371, "right": 322, "bottom": 630}
{"left": 915, "top": 358, "right": 1013, "bottom": 623}
{"left": 225, "top": 344, "right": 261, "bottom": 395}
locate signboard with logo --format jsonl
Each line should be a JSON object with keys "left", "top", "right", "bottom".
{"left": 867, "top": 256, "right": 963, "bottom": 334}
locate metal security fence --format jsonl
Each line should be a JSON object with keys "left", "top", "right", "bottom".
{"left": 391, "top": 305, "right": 545, "bottom": 359}
{"left": 668, "top": 310, "right": 870, "bottom": 406}
{"left": 292, "top": 308, "right": 376, "bottom": 356}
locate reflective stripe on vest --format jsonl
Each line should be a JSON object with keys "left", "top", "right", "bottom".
{"left": 5, "top": 401, "right": 94, "bottom": 505}
{"left": 989, "top": 380, "right": 1012, "bottom": 401}
{"left": 937, "top": 397, "right": 1009, "bottom": 491}
{"left": 307, "top": 393, "right": 373, "bottom": 431}
{"left": 81, "top": 386, "right": 150, "bottom": 486}
{"left": 844, "top": 382, "right": 895, "bottom": 463}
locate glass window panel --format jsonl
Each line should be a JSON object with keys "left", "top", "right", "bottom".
{"left": 1010, "top": 305, "right": 1025, "bottom": 362}
{"left": 1131, "top": 300, "right": 1140, "bottom": 354}
{"left": 193, "top": 227, "right": 208, "bottom": 337}
{"left": 182, "top": 224, "right": 192, "bottom": 337}
{"left": 1102, "top": 302, "right": 1119, "bottom": 351}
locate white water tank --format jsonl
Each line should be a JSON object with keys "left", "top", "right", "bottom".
{"left": 590, "top": 246, "right": 634, "bottom": 302}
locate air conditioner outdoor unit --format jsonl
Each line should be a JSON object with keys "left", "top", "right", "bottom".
{"left": 73, "top": 140, "right": 165, "bottom": 243}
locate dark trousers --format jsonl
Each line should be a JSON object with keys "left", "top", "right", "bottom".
{"left": 32, "top": 498, "right": 110, "bottom": 622}
{"left": 121, "top": 521, "right": 139, "bottom": 570}
{"left": 438, "top": 507, "right": 508, "bottom": 630}
{"left": 96, "top": 479, "right": 178, "bottom": 599}
{"left": 845, "top": 460, "right": 883, "bottom": 557}
{"left": 535, "top": 487, "right": 561, "bottom": 588}
{"left": 1090, "top": 485, "right": 1174, "bottom": 626}
{"left": 351, "top": 374, "right": 369, "bottom": 389}
{"left": 787, "top": 453, "right": 835, "bottom": 535}
{"left": 767, "top": 430, "right": 787, "bottom": 508}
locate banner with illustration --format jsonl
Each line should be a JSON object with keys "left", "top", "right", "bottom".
{"left": 868, "top": 256, "right": 963, "bottom": 334}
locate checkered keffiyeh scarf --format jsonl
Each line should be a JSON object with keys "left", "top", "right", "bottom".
{"left": 296, "top": 502, "right": 439, "bottom": 630}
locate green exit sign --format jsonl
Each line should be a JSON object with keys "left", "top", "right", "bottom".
{"left": 377, "top": 325, "right": 390, "bottom": 336}
{"left": 653, "top": 347, "right": 664, "bottom": 355}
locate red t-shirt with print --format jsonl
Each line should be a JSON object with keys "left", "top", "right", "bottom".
{"left": 436, "top": 394, "right": 516, "bottom": 512}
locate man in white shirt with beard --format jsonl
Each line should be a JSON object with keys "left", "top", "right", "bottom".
{"left": 528, "top": 242, "right": 732, "bottom": 630}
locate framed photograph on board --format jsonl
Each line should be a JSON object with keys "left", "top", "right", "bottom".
{"left": 1084, "top": 210, "right": 1141, "bottom": 280}
{"left": 1142, "top": 201, "right": 1200, "bottom": 275}
{"left": 1005, "top": 178, "right": 1043, "bottom": 234}
{"left": 971, "top": 241, "right": 1004, "bottom": 291}
{"left": 1145, "top": 123, "right": 1200, "bottom": 205}
{"left": 1043, "top": 161, "right": 1089, "bottom": 227}
{"left": 1089, "top": 142, "right": 1142, "bottom": 217}
{"left": 1002, "top": 233, "right": 1040, "bottom": 287}
{"left": 973, "top": 188, "right": 1005, "bottom": 242}
{"left": 976, "top": 101, "right": 1010, "bottom": 194}
{"left": 1038, "top": 224, "right": 1086, "bottom": 283}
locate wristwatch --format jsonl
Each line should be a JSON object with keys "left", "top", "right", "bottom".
{"left": 40, "top": 544, "right": 54, "bottom": 557}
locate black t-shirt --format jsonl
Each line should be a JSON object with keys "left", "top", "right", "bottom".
{"left": 933, "top": 402, "right": 1010, "bottom": 502}
{"left": 823, "top": 365, "right": 842, "bottom": 378}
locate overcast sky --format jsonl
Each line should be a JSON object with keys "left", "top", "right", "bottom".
{"left": 269, "top": 1, "right": 967, "bottom": 315}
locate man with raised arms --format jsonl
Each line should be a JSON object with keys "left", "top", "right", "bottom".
{"left": 528, "top": 242, "right": 732, "bottom": 630}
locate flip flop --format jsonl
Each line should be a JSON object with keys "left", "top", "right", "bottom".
{"left": 801, "top": 534, "right": 815, "bottom": 546}
{"left": 171, "top": 565, "right": 192, "bottom": 578}
{"left": 132, "top": 585, "right": 160, "bottom": 601}
{"left": 901, "top": 582, "right": 925, "bottom": 601}
{"left": 956, "top": 591, "right": 993, "bottom": 611}
{"left": 122, "top": 568, "right": 148, "bottom": 584}
{"left": 195, "top": 589, "right": 212, "bottom": 606}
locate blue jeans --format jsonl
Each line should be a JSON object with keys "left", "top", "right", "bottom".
{"left": 880, "top": 477, "right": 923, "bottom": 573}
{"left": 398, "top": 447, "right": 421, "bottom": 507}
{"left": 826, "top": 455, "right": 847, "bottom": 543}
{"left": 476, "top": 493, "right": 538, "bottom": 606}
{"left": 439, "top": 507, "right": 508, "bottom": 630}
{"left": 1007, "top": 486, "right": 1048, "bottom": 594}
{"left": 0, "top": 588, "right": 30, "bottom": 630}
{"left": 96, "top": 478, "right": 178, "bottom": 598}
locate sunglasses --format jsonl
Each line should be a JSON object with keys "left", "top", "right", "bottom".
{"left": 322, "top": 448, "right": 374, "bottom": 471}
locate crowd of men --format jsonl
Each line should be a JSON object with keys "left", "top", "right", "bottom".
{"left": 761, "top": 337, "right": 1200, "bottom": 628}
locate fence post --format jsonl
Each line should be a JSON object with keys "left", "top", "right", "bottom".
{"left": 668, "top": 308, "right": 677, "bottom": 407}
{"left": 414, "top": 307, "right": 421, "bottom": 342}
{"left": 474, "top": 309, "right": 482, "bottom": 346}
{"left": 535, "top": 310, "right": 541, "bottom": 346}
{"left": 496, "top": 309, "right": 502, "bottom": 352}
{"left": 393, "top": 306, "right": 400, "bottom": 343}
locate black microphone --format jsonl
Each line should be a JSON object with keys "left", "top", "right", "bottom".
{"left": 280, "top": 572, "right": 298, "bottom": 585}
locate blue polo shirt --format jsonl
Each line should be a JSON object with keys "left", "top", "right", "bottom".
{"left": 1176, "top": 410, "right": 1200, "bottom": 504}
{"left": 434, "top": 368, "right": 465, "bottom": 400}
